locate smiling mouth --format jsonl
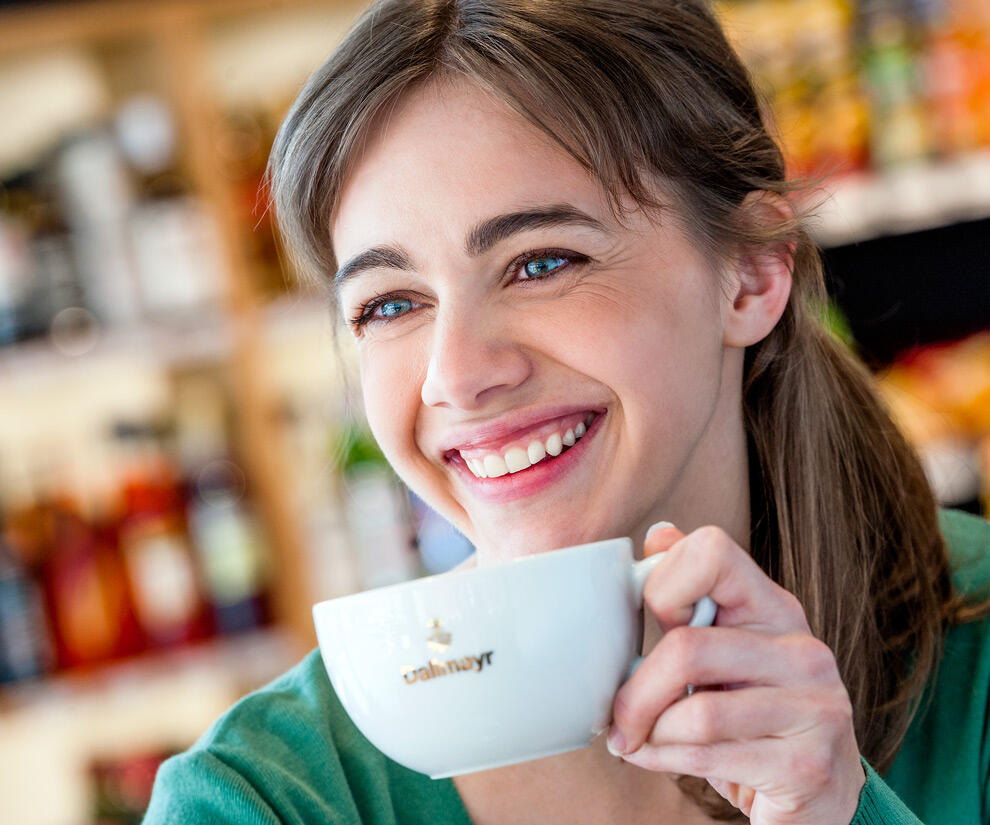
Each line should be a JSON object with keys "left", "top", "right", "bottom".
{"left": 444, "top": 411, "right": 600, "bottom": 479}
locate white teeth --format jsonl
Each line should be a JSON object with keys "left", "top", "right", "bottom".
{"left": 483, "top": 453, "right": 509, "bottom": 478}
{"left": 504, "top": 447, "right": 531, "bottom": 474}
{"left": 527, "top": 439, "right": 546, "bottom": 465}
{"left": 460, "top": 411, "right": 600, "bottom": 479}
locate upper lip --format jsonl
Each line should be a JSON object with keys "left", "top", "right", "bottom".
{"left": 437, "top": 404, "right": 605, "bottom": 459}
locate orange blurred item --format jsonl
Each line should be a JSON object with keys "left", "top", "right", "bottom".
{"left": 40, "top": 490, "right": 144, "bottom": 670}
{"left": 112, "top": 423, "right": 213, "bottom": 649}
{"left": 881, "top": 332, "right": 990, "bottom": 437}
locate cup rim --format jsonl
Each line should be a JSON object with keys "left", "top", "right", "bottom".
{"left": 312, "top": 535, "right": 634, "bottom": 612}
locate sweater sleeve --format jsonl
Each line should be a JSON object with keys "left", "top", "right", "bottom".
{"left": 142, "top": 748, "right": 282, "bottom": 825}
{"left": 849, "top": 757, "right": 925, "bottom": 825}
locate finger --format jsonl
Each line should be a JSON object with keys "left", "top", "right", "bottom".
{"left": 643, "top": 522, "right": 686, "bottom": 558}
{"left": 610, "top": 628, "right": 840, "bottom": 754}
{"left": 643, "top": 525, "right": 810, "bottom": 634}
{"left": 645, "top": 686, "right": 830, "bottom": 746}
{"left": 621, "top": 731, "right": 864, "bottom": 823}
{"left": 618, "top": 736, "right": 826, "bottom": 802}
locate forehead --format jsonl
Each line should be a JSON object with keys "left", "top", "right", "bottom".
{"left": 331, "top": 78, "right": 614, "bottom": 257}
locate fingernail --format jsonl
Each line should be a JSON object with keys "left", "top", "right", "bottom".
{"left": 646, "top": 521, "right": 675, "bottom": 540}
{"left": 606, "top": 727, "right": 627, "bottom": 756}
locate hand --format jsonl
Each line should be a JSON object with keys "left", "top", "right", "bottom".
{"left": 607, "top": 523, "right": 866, "bottom": 825}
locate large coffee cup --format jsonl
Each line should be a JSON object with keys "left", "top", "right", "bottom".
{"left": 312, "top": 536, "right": 717, "bottom": 778}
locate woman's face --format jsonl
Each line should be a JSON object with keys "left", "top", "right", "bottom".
{"left": 331, "top": 79, "right": 746, "bottom": 563}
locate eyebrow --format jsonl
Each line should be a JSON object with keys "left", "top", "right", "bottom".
{"left": 332, "top": 204, "right": 611, "bottom": 296}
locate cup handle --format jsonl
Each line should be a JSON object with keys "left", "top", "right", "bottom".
{"left": 626, "top": 553, "right": 718, "bottom": 693}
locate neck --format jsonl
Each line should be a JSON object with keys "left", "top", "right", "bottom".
{"left": 630, "top": 346, "right": 751, "bottom": 560}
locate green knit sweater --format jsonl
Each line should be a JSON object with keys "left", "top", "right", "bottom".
{"left": 143, "top": 508, "right": 990, "bottom": 824}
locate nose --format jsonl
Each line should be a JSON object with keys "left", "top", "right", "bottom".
{"left": 420, "top": 309, "right": 532, "bottom": 410}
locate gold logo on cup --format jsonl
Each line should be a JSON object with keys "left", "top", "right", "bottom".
{"left": 400, "top": 651, "right": 494, "bottom": 685}
{"left": 426, "top": 618, "right": 452, "bottom": 652}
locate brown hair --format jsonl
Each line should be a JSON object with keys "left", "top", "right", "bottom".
{"left": 266, "top": 0, "right": 989, "bottom": 818}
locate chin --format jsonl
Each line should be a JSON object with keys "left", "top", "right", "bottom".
{"left": 474, "top": 521, "right": 608, "bottom": 561}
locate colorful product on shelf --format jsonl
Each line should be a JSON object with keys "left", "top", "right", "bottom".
{"left": 113, "top": 423, "right": 213, "bottom": 649}
{"left": 90, "top": 747, "right": 180, "bottom": 825}
{"left": 336, "top": 420, "right": 424, "bottom": 590}
{"left": 0, "top": 521, "right": 55, "bottom": 683}
{"left": 715, "top": 0, "right": 990, "bottom": 177}
{"left": 173, "top": 374, "right": 274, "bottom": 634}
{"left": 40, "top": 492, "right": 144, "bottom": 670}
{"left": 876, "top": 331, "right": 990, "bottom": 516}
{"left": 185, "top": 458, "right": 272, "bottom": 634}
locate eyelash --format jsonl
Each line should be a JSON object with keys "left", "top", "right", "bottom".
{"left": 347, "top": 248, "right": 590, "bottom": 330}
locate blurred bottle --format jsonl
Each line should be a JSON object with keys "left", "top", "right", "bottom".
{"left": 34, "top": 451, "right": 143, "bottom": 671}
{"left": 0, "top": 506, "right": 56, "bottom": 684}
{"left": 112, "top": 421, "right": 213, "bottom": 649}
{"left": 15, "top": 168, "right": 88, "bottom": 342}
{"left": 858, "top": 0, "right": 934, "bottom": 166}
{"left": 90, "top": 747, "right": 180, "bottom": 825}
{"left": 53, "top": 127, "right": 143, "bottom": 327}
{"left": 923, "top": 0, "right": 990, "bottom": 154}
{"left": 115, "top": 94, "right": 226, "bottom": 319}
{"left": 278, "top": 397, "right": 361, "bottom": 601}
{"left": 337, "top": 420, "right": 422, "bottom": 590}
{"left": 172, "top": 376, "right": 273, "bottom": 634}
{"left": 0, "top": 210, "right": 29, "bottom": 346}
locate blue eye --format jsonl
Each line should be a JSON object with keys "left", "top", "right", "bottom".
{"left": 348, "top": 249, "right": 586, "bottom": 332}
{"left": 523, "top": 256, "right": 567, "bottom": 278}
{"left": 380, "top": 298, "right": 412, "bottom": 318}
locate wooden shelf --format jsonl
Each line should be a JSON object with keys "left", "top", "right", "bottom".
{"left": 0, "top": 0, "right": 342, "bottom": 57}
{"left": 0, "top": 0, "right": 331, "bottom": 649}
{"left": 0, "top": 625, "right": 305, "bottom": 714}
{"left": 807, "top": 150, "right": 990, "bottom": 247}
{"left": 0, "top": 310, "right": 232, "bottom": 386}
{"left": 0, "top": 627, "right": 308, "bottom": 825}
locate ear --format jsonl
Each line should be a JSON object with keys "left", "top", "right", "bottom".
{"left": 721, "top": 191, "right": 796, "bottom": 349}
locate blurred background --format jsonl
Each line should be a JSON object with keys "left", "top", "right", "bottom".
{"left": 0, "top": 0, "right": 985, "bottom": 823}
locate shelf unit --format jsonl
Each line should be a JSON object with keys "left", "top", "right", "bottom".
{"left": 0, "top": 4, "right": 361, "bottom": 821}
{"left": 2, "top": 0, "right": 987, "bottom": 657}
{"left": 0, "top": 0, "right": 365, "bottom": 655}
{"left": 0, "top": 626, "right": 303, "bottom": 825}
{"left": 807, "top": 150, "right": 990, "bottom": 248}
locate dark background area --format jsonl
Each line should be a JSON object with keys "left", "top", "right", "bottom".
{"left": 823, "top": 217, "right": 990, "bottom": 369}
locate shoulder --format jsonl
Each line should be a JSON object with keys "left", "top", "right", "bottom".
{"left": 938, "top": 507, "right": 990, "bottom": 601}
{"left": 144, "top": 648, "right": 380, "bottom": 824}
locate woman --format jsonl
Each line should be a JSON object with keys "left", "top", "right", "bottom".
{"left": 143, "top": 1, "right": 990, "bottom": 823}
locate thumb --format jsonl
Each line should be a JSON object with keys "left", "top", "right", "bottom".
{"left": 644, "top": 521, "right": 685, "bottom": 558}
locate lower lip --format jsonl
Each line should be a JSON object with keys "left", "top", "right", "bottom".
{"left": 447, "top": 411, "right": 605, "bottom": 504}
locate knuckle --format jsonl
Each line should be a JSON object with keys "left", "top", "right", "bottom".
{"left": 661, "top": 626, "right": 702, "bottom": 683}
{"left": 642, "top": 577, "right": 666, "bottom": 615}
{"left": 685, "top": 695, "right": 722, "bottom": 741}
{"left": 695, "top": 525, "right": 734, "bottom": 561}
{"left": 785, "top": 635, "right": 837, "bottom": 681}
{"left": 820, "top": 690, "right": 854, "bottom": 729}
{"left": 777, "top": 588, "right": 809, "bottom": 626}
{"left": 611, "top": 689, "right": 640, "bottom": 731}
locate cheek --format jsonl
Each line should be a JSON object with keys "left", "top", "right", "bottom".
{"left": 358, "top": 344, "right": 423, "bottom": 465}
{"left": 550, "top": 267, "right": 722, "bottom": 433}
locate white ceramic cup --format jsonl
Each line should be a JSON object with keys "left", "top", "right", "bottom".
{"left": 312, "top": 536, "right": 717, "bottom": 778}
